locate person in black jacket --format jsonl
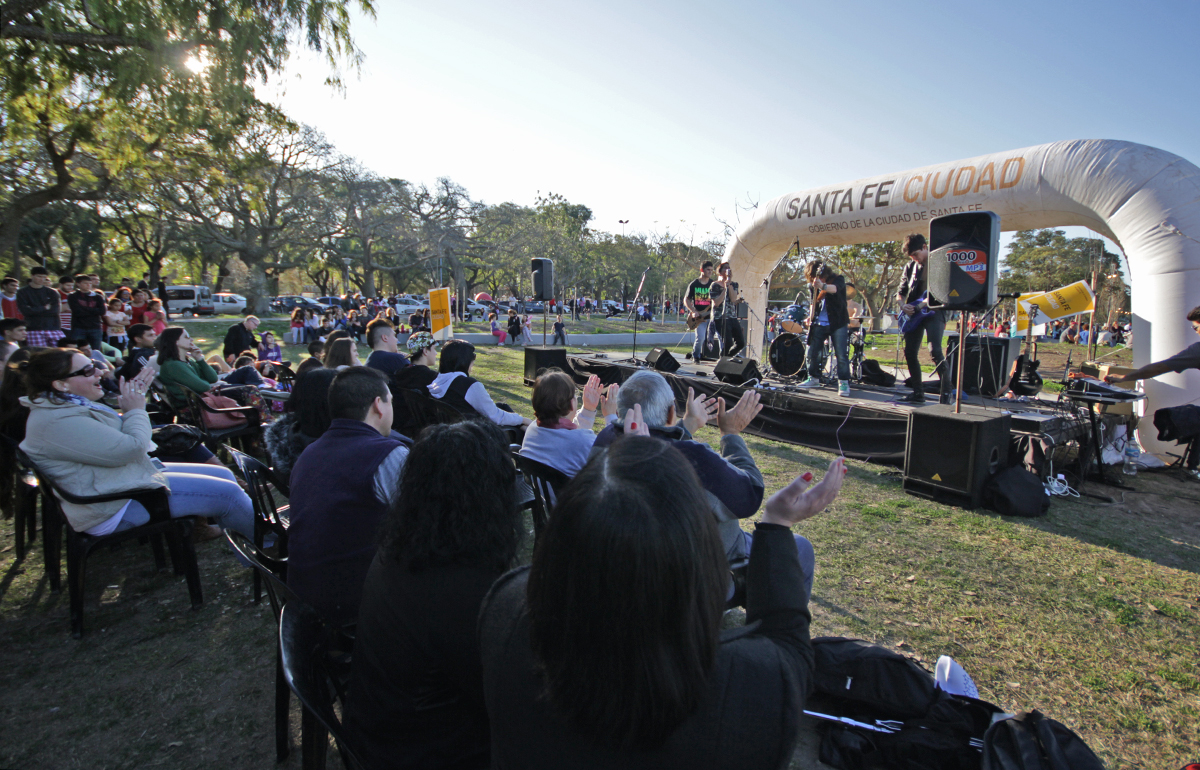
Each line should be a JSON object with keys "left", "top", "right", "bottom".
{"left": 799, "top": 260, "right": 852, "bottom": 397}
{"left": 67, "top": 274, "right": 106, "bottom": 351}
{"left": 16, "top": 267, "right": 63, "bottom": 348}
{"left": 221, "top": 315, "right": 260, "bottom": 364}
{"left": 344, "top": 420, "right": 522, "bottom": 770}
{"left": 895, "top": 233, "right": 946, "bottom": 403}
{"left": 479, "top": 436, "right": 846, "bottom": 770}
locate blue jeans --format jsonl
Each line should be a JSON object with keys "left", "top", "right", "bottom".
{"left": 692, "top": 319, "right": 712, "bottom": 360}
{"left": 734, "top": 531, "right": 816, "bottom": 600}
{"left": 115, "top": 463, "right": 254, "bottom": 539}
{"left": 552, "top": 330, "right": 567, "bottom": 346}
{"left": 78, "top": 328, "right": 104, "bottom": 351}
{"left": 807, "top": 323, "right": 850, "bottom": 381}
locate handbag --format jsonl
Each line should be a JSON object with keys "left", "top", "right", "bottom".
{"left": 150, "top": 424, "right": 204, "bottom": 456}
{"left": 200, "top": 393, "right": 249, "bottom": 430}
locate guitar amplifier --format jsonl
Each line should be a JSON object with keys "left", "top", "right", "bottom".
{"left": 944, "top": 333, "right": 1020, "bottom": 398}
{"left": 903, "top": 405, "right": 1010, "bottom": 509}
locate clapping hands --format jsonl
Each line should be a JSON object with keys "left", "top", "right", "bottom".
{"left": 761, "top": 457, "right": 847, "bottom": 527}
{"left": 680, "top": 387, "right": 718, "bottom": 435}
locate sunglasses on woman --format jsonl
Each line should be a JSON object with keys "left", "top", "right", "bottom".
{"left": 66, "top": 364, "right": 97, "bottom": 378}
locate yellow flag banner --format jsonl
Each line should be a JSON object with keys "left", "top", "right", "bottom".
{"left": 1016, "top": 280, "right": 1095, "bottom": 329}
{"left": 429, "top": 288, "right": 453, "bottom": 341}
{"left": 1014, "top": 291, "right": 1045, "bottom": 336}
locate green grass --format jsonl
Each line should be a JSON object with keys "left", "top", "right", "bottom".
{"left": 1, "top": 345, "right": 1196, "bottom": 770}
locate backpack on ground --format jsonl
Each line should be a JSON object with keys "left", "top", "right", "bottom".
{"left": 981, "top": 710, "right": 1106, "bottom": 770}
{"left": 983, "top": 466, "right": 1050, "bottom": 518}
{"left": 860, "top": 359, "right": 897, "bottom": 387}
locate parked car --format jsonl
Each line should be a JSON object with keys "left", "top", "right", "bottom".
{"left": 317, "top": 296, "right": 345, "bottom": 308}
{"left": 271, "top": 295, "right": 330, "bottom": 313}
{"left": 213, "top": 293, "right": 248, "bottom": 314}
{"left": 461, "top": 299, "right": 487, "bottom": 320}
{"left": 164, "top": 285, "right": 215, "bottom": 317}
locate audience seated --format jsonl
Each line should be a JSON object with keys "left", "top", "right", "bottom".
{"left": 264, "top": 367, "right": 336, "bottom": 486}
{"left": 224, "top": 355, "right": 266, "bottom": 387}
{"left": 118, "top": 324, "right": 157, "bottom": 380}
{"left": 0, "top": 318, "right": 26, "bottom": 369}
{"left": 323, "top": 337, "right": 361, "bottom": 370}
{"left": 519, "top": 371, "right": 617, "bottom": 477}
{"left": 364, "top": 318, "right": 410, "bottom": 376}
{"left": 389, "top": 331, "right": 439, "bottom": 437}
{"left": 16, "top": 348, "right": 253, "bottom": 540}
{"left": 222, "top": 315, "right": 260, "bottom": 364}
{"left": 286, "top": 366, "right": 410, "bottom": 627}
{"left": 294, "top": 356, "right": 324, "bottom": 378}
{"left": 428, "top": 340, "right": 530, "bottom": 429}
{"left": 591, "top": 370, "right": 816, "bottom": 597}
{"left": 154, "top": 327, "right": 219, "bottom": 408}
{"left": 479, "top": 435, "right": 846, "bottom": 769}
{"left": 344, "top": 420, "right": 522, "bottom": 770}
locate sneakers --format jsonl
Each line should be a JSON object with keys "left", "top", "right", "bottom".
{"left": 798, "top": 377, "right": 821, "bottom": 388}
{"left": 935, "top": 655, "right": 980, "bottom": 699}
{"left": 838, "top": 381, "right": 851, "bottom": 397}
{"left": 900, "top": 390, "right": 927, "bottom": 403}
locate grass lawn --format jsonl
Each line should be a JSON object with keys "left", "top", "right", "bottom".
{"left": 1, "top": 344, "right": 1195, "bottom": 770}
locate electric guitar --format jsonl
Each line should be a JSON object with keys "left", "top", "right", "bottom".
{"left": 686, "top": 307, "right": 712, "bottom": 330}
{"left": 898, "top": 292, "right": 936, "bottom": 335}
{"left": 1008, "top": 314, "right": 1044, "bottom": 396}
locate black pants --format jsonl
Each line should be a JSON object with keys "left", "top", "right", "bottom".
{"left": 903, "top": 312, "right": 946, "bottom": 391}
{"left": 713, "top": 318, "right": 745, "bottom": 358}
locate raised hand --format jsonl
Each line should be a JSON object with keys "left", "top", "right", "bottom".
{"left": 599, "top": 383, "right": 619, "bottom": 418}
{"left": 680, "top": 386, "right": 719, "bottom": 435}
{"left": 716, "top": 389, "right": 763, "bottom": 436}
{"left": 116, "top": 375, "right": 148, "bottom": 413}
{"left": 581, "top": 375, "right": 602, "bottom": 411}
{"left": 761, "top": 457, "right": 847, "bottom": 527}
{"left": 623, "top": 404, "right": 650, "bottom": 437}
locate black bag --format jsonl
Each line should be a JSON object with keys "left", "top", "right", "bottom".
{"left": 861, "top": 359, "right": 897, "bottom": 387}
{"left": 983, "top": 467, "right": 1050, "bottom": 518}
{"left": 150, "top": 424, "right": 204, "bottom": 457}
{"left": 982, "top": 710, "right": 1106, "bottom": 770}
{"left": 811, "top": 637, "right": 938, "bottom": 718}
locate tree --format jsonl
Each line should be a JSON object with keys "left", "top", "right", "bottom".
{"left": 0, "top": 0, "right": 374, "bottom": 272}
{"left": 1000, "top": 229, "right": 1122, "bottom": 294}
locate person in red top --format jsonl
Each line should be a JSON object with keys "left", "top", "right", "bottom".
{"left": 128, "top": 288, "right": 149, "bottom": 326}
{"left": 57, "top": 276, "right": 74, "bottom": 332}
{"left": 1, "top": 277, "right": 22, "bottom": 320}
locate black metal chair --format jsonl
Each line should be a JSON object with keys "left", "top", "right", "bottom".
{"left": 2, "top": 436, "right": 38, "bottom": 560}
{"left": 225, "top": 529, "right": 297, "bottom": 763}
{"left": 146, "top": 380, "right": 183, "bottom": 425}
{"left": 512, "top": 453, "right": 570, "bottom": 542}
{"left": 226, "top": 446, "right": 290, "bottom": 603}
{"left": 280, "top": 601, "right": 365, "bottom": 770}
{"left": 182, "top": 388, "right": 261, "bottom": 451}
{"left": 16, "top": 448, "right": 203, "bottom": 637}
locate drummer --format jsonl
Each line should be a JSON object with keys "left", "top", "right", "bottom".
{"left": 846, "top": 282, "right": 863, "bottom": 331}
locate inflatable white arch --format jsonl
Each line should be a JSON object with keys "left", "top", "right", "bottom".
{"left": 724, "top": 139, "right": 1200, "bottom": 455}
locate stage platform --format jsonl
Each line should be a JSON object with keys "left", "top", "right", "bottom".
{"left": 566, "top": 352, "right": 1090, "bottom": 466}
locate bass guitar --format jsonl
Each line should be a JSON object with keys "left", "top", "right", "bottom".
{"left": 898, "top": 293, "right": 936, "bottom": 335}
{"left": 685, "top": 307, "right": 711, "bottom": 331}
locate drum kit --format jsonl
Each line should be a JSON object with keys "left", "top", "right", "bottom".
{"left": 766, "top": 316, "right": 872, "bottom": 383}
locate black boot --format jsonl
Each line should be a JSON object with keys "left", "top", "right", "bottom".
{"left": 901, "top": 390, "right": 927, "bottom": 403}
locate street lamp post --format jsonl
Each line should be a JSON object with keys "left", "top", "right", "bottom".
{"left": 619, "top": 219, "right": 629, "bottom": 238}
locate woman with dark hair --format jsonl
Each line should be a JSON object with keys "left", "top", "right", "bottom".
{"left": 428, "top": 340, "right": 529, "bottom": 428}
{"left": 480, "top": 436, "right": 846, "bottom": 768}
{"left": 15, "top": 347, "right": 253, "bottom": 540}
{"left": 519, "top": 371, "right": 617, "bottom": 477}
{"left": 264, "top": 367, "right": 336, "bottom": 484}
{"left": 290, "top": 307, "right": 306, "bottom": 345}
{"left": 323, "top": 337, "right": 360, "bottom": 370}
{"left": 343, "top": 420, "right": 523, "bottom": 770}
{"left": 154, "top": 327, "right": 219, "bottom": 408}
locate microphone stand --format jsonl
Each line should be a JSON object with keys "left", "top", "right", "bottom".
{"left": 630, "top": 266, "right": 651, "bottom": 364}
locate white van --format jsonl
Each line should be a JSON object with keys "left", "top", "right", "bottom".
{"left": 165, "top": 285, "right": 215, "bottom": 317}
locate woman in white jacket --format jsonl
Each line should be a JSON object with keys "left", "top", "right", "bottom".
{"left": 16, "top": 348, "right": 254, "bottom": 539}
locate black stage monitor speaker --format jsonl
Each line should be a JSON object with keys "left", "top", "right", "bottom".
{"left": 524, "top": 346, "right": 570, "bottom": 386}
{"left": 646, "top": 347, "right": 680, "bottom": 373}
{"left": 530, "top": 258, "right": 554, "bottom": 302}
{"left": 927, "top": 212, "right": 999, "bottom": 311}
{"left": 714, "top": 355, "right": 761, "bottom": 385}
{"left": 944, "top": 333, "right": 1020, "bottom": 398}
{"left": 903, "top": 405, "right": 1011, "bottom": 509}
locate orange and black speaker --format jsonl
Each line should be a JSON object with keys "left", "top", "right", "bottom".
{"left": 927, "top": 212, "right": 999, "bottom": 311}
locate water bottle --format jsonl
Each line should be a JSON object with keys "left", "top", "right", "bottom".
{"left": 1122, "top": 435, "right": 1141, "bottom": 476}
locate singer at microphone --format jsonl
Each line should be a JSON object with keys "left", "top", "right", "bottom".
{"left": 712, "top": 261, "right": 745, "bottom": 358}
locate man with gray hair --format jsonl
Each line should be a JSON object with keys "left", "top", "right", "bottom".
{"left": 591, "top": 370, "right": 816, "bottom": 598}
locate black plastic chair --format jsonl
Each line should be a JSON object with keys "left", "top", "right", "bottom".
{"left": 226, "top": 446, "right": 290, "bottom": 603}
{"left": 146, "top": 380, "right": 183, "bottom": 424}
{"left": 2, "top": 436, "right": 38, "bottom": 560}
{"left": 17, "top": 448, "right": 203, "bottom": 637}
{"left": 280, "top": 601, "right": 365, "bottom": 770}
{"left": 225, "top": 529, "right": 297, "bottom": 762}
{"left": 182, "top": 388, "right": 261, "bottom": 451}
{"left": 513, "top": 453, "right": 570, "bottom": 541}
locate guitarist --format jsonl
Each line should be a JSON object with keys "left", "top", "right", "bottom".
{"left": 896, "top": 233, "right": 946, "bottom": 403}
{"left": 799, "top": 261, "right": 852, "bottom": 397}
{"left": 685, "top": 260, "right": 723, "bottom": 363}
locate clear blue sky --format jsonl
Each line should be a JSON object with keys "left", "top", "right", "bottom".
{"left": 263, "top": 0, "right": 1200, "bottom": 251}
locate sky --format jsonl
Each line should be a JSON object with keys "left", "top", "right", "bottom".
{"left": 260, "top": 0, "right": 1200, "bottom": 254}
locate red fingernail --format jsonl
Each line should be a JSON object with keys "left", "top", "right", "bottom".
{"left": 802, "top": 472, "right": 813, "bottom": 482}
{"left": 630, "top": 422, "right": 637, "bottom": 430}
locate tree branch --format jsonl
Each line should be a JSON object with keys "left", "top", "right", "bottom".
{"left": 1, "top": 22, "right": 156, "bottom": 51}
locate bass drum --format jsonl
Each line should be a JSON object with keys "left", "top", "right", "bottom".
{"left": 769, "top": 332, "right": 807, "bottom": 377}
{"left": 780, "top": 303, "right": 808, "bottom": 334}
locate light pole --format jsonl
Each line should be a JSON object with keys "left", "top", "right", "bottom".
{"left": 619, "top": 219, "right": 629, "bottom": 238}
{"left": 341, "top": 258, "right": 352, "bottom": 296}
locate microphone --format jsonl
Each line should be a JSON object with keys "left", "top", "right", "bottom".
{"left": 997, "top": 292, "right": 1022, "bottom": 299}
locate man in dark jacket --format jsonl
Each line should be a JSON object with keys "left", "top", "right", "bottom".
{"left": 16, "top": 267, "right": 63, "bottom": 347}
{"left": 221, "top": 315, "right": 260, "bottom": 363}
{"left": 287, "top": 367, "right": 411, "bottom": 626}
{"left": 895, "top": 233, "right": 946, "bottom": 403}
{"left": 590, "top": 370, "right": 816, "bottom": 600}
{"left": 798, "top": 260, "right": 852, "bottom": 397}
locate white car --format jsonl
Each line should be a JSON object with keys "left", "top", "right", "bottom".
{"left": 213, "top": 293, "right": 248, "bottom": 314}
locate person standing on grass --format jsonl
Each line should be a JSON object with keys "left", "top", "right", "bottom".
{"left": 68, "top": 274, "right": 107, "bottom": 352}
{"left": 105, "top": 298, "right": 131, "bottom": 351}
{"left": 17, "top": 267, "right": 64, "bottom": 348}
{"left": 57, "top": 275, "right": 74, "bottom": 334}
{"left": 1, "top": 276, "right": 22, "bottom": 320}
